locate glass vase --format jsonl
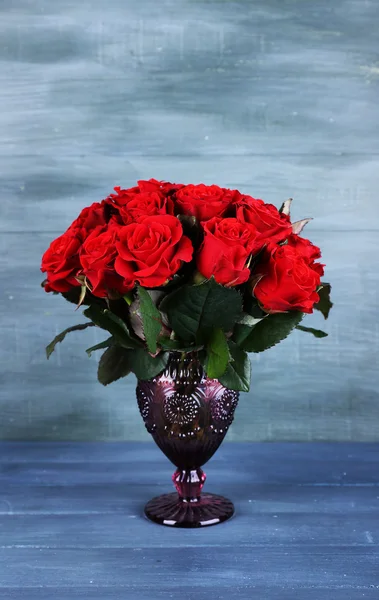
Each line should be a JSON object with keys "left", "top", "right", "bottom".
{"left": 136, "top": 352, "right": 239, "bottom": 528}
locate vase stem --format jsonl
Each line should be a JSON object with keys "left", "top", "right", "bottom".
{"left": 172, "top": 468, "right": 206, "bottom": 502}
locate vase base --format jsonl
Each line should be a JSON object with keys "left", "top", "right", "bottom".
{"left": 144, "top": 492, "right": 234, "bottom": 528}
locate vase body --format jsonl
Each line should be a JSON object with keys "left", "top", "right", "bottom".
{"left": 136, "top": 353, "right": 239, "bottom": 527}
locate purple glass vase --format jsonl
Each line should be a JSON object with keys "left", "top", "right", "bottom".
{"left": 136, "top": 352, "right": 239, "bottom": 527}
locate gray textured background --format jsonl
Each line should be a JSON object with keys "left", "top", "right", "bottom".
{"left": 0, "top": 0, "right": 378, "bottom": 441}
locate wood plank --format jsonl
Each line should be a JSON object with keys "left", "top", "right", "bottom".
{"left": 1, "top": 155, "right": 378, "bottom": 233}
{"left": 1, "top": 0, "right": 379, "bottom": 235}
{"left": 0, "top": 588, "right": 376, "bottom": 600}
{"left": 1, "top": 511, "right": 379, "bottom": 548}
{"left": 1, "top": 443, "right": 379, "bottom": 484}
{"left": 1, "top": 441, "right": 378, "bottom": 465}
{"left": 0, "top": 0, "right": 378, "bottom": 167}
{"left": 0, "top": 547, "right": 377, "bottom": 589}
{"left": 1, "top": 0, "right": 379, "bottom": 447}
{"left": 0, "top": 443, "right": 378, "bottom": 597}
{"left": 1, "top": 231, "right": 378, "bottom": 442}
{"left": 1, "top": 482, "right": 378, "bottom": 515}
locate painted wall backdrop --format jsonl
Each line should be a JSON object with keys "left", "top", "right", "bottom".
{"left": 0, "top": 0, "right": 378, "bottom": 441}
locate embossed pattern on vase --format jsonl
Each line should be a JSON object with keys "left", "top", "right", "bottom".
{"left": 136, "top": 354, "right": 239, "bottom": 469}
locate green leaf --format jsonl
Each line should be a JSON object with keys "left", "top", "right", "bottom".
{"left": 97, "top": 346, "right": 131, "bottom": 386}
{"left": 233, "top": 324, "right": 255, "bottom": 346}
{"left": 233, "top": 313, "right": 268, "bottom": 346}
{"left": 314, "top": 283, "right": 333, "bottom": 319}
{"left": 241, "top": 311, "right": 304, "bottom": 353}
{"left": 83, "top": 305, "right": 143, "bottom": 349}
{"left": 128, "top": 348, "right": 169, "bottom": 380}
{"left": 296, "top": 325, "right": 328, "bottom": 338}
{"left": 205, "top": 328, "right": 230, "bottom": 379}
{"left": 137, "top": 286, "right": 163, "bottom": 354}
{"left": 158, "top": 337, "right": 203, "bottom": 352}
{"left": 219, "top": 341, "right": 251, "bottom": 392}
{"left": 197, "top": 348, "right": 208, "bottom": 368}
{"left": 97, "top": 345, "right": 169, "bottom": 385}
{"left": 123, "top": 292, "right": 133, "bottom": 306}
{"left": 86, "top": 336, "right": 114, "bottom": 357}
{"left": 160, "top": 278, "right": 243, "bottom": 342}
{"left": 46, "top": 322, "right": 95, "bottom": 359}
{"left": 243, "top": 296, "right": 267, "bottom": 319}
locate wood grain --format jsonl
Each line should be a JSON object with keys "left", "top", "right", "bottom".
{"left": 2, "top": 511, "right": 379, "bottom": 547}
{"left": 0, "top": 0, "right": 378, "bottom": 441}
{"left": 1, "top": 546, "right": 378, "bottom": 588}
{"left": 1, "top": 482, "right": 378, "bottom": 515}
{"left": 0, "top": 589, "right": 377, "bottom": 600}
{"left": 1, "top": 155, "right": 378, "bottom": 233}
{"left": 1, "top": 441, "right": 379, "bottom": 481}
{"left": 0, "top": 442, "right": 378, "bottom": 598}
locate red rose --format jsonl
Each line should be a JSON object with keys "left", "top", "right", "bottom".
{"left": 174, "top": 184, "right": 237, "bottom": 221}
{"left": 118, "top": 190, "right": 175, "bottom": 224}
{"left": 107, "top": 179, "right": 182, "bottom": 209}
{"left": 80, "top": 225, "right": 128, "bottom": 298}
{"left": 73, "top": 201, "right": 108, "bottom": 233}
{"left": 137, "top": 178, "right": 183, "bottom": 196}
{"left": 285, "top": 234, "right": 325, "bottom": 276}
{"left": 236, "top": 194, "right": 292, "bottom": 247}
{"left": 114, "top": 215, "right": 193, "bottom": 288}
{"left": 41, "top": 201, "right": 108, "bottom": 292}
{"left": 197, "top": 217, "right": 257, "bottom": 286}
{"left": 105, "top": 179, "right": 182, "bottom": 225}
{"left": 106, "top": 185, "right": 140, "bottom": 207}
{"left": 253, "top": 236, "right": 323, "bottom": 314}
{"left": 41, "top": 230, "right": 83, "bottom": 292}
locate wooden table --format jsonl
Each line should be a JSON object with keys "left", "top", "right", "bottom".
{"left": 0, "top": 442, "right": 378, "bottom": 598}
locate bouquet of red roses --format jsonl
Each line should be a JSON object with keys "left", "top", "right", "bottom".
{"left": 41, "top": 179, "right": 332, "bottom": 391}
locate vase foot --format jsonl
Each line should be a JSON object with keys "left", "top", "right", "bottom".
{"left": 144, "top": 492, "right": 234, "bottom": 528}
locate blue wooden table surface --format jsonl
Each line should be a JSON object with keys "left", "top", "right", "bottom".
{"left": 0, "top": 442, "right": 378, "bottom": 599}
